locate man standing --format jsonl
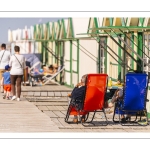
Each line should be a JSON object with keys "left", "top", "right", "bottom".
{"left": 0, "top": 44, "right": 10, "bottom": 93}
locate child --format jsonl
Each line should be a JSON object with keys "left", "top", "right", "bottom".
{"left": 1, "top": 65, "right": 11, "bottom": 100}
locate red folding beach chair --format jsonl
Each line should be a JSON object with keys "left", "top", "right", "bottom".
{"left": 65, "top": 74, "right": 108, "bottom": 126}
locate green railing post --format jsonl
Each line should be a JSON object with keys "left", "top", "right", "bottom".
{"left": 137, "top": 33, "right": 143, "bottom": 72}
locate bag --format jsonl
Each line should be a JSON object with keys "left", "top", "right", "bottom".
{"left": 14, "top": 54, "right": 22, "bottom": 68}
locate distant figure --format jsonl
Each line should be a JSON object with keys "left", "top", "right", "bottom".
{"left": 1, "top": 65, "right": 11, "bottom": 100}
{"left": 48, "top": 64, "right": 54, "bottom": 74}
{"left": 9, "top": 46, "right": 26, "bottom": 101}
{"left": 53, "top": 63, "right": 58, "bottom": 74}
{"left": 0, "top": 43, "right": 11, "bottom": 93}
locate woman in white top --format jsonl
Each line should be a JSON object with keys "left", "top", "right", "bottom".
{"left": 9, "top": 46, "right": 26, "bottom": 101}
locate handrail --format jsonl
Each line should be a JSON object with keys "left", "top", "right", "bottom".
{"left": 72, "top": 42, "right": 98, "bottom": 62}
{"left": 103, "top": 30, "right": 142, "bottom": 68}
{"left": 125, "top": 26, "right": 150, "bottom": 52}
{"left": 118, "top": 28, "right": 150, "bottom": 60}
{"left": 43, "top": 45, "right": 63, "bottom": 63}
{"left": 110, "top": 28, "right": 150, "bottom": 67}
{"left": 89, "top": 34, "right": 130, "bottom": 69}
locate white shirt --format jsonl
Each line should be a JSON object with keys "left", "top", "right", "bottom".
{"left": 9, "top": 54, "right": 26, "bottom": 75}
{"left": 0, "top": 50, "right": 10, "bottom": 69}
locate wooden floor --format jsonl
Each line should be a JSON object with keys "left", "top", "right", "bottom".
{"left": 31, "top": 96, "right": 150, "bottom": 132}
{"left": 1, "top": 84, "right": 150, "bottom": 132}
{"left": 0, "top": 93, "right": 59, "bottom": 132}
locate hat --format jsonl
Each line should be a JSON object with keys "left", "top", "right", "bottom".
{"left": 5, "top": 65, "right": 10, "bottom": 70}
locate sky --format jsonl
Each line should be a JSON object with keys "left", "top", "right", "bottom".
{"left": 0, "top": 18, "right": 63, "bottom": 44}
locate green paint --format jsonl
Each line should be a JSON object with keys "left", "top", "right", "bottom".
{"left": 121, "top": 18, "right": 126, "bottom": 26}
{"left": 65, "top": 70, "right": 71, "bottom": 73}
{"left": 87, "top": 18, "right": 91, "bottom": 33}
{"left": 52, "top": 22, "right": 56, "bottom": 40}
{"left": 109, "top": 18, "right": 113, "bottom": 26}
{"left": 118, "top": 36, "right": 121, "bottom": 80}
{"left": 94, "top": 18, "right": 99, "bottom": 33}
{"left": 41, "top": 42, "right": 43, "bottom": 64}
{"left": 64, "top": 83, "right": 73, "bottom": 89}
{"left": 62, "top": 19, "right": 67, "bottom": 38}
{"left": 70, "top": 40, "right": 73, "bottom": 87}
{"left": 46, "top": 23, "right": 50, "bottom": 40}
{"left": 34, "top": 25, "right": 36, "bottom": 39}
{"left": 69, "top": 18, "right": 74, "bottom": 38}
{"left": 137, "top": 33, "right": 143, "bottom": 72}
{"left": 131, "top": 33, "right": 134, "bottom": 69}
{"left": 77, "top": 40, "right": 79, "bottom": 83}
{"left": 139, "top": 18, "right": 144, "bottom": 26}
{"left": 104, "top": 37, "right": 107, "bottom": 73}
{"left": 110, "top": 62, "right": 119, "bottom": 66}
{"left": 147, "top": 112, "right": 150, "bottom": 118}
{"left": 98, "top": 38, "right": 100, "bottom": 73}
{"left": 45, "top": 42, "right": 48, "bottom": 65}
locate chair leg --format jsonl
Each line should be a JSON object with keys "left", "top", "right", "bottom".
{"left": 113, "top": 104, "right": 119, "bottom": 123}
{"left": 102, "top": 108, "right": 108, "bottom": 125}
{"left": 65, "top": 105, "right": 73, "bottom": 123}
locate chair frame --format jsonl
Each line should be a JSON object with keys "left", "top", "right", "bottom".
{"left": 42, "top": 66, "right": 65, "bottom": 85}
{"left": 113, "top": 73, "right": 149, "bottom": 126}
{"left": 65, "top": 74, "right": 108, "bottom": 126}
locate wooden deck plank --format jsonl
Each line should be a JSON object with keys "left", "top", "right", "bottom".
{"left": 34, "top": 92, "right": 41, "bottom": 97}
{"left": 61, "top": 92, "right": 68, "bottom": 97}
{"left": 43, "top": 111, "right": 58, "bottom": 117}
{"left": 27, "top": 92, "right": 34, "bottom": 96}
{"left": 58, "top": 118, "right": 73, "bottom": 128}
{"left": 54, "top": 92, "right": 62, "bottom": 97}
{"left": 53, "top": 111, "right": 65, "bottom": 118}
{"left": 60, "top": 111, "right": 67, "bottom": 115}
{"left": 41, "top": 92, "right": 48, "bottom": 97}
{"left": 63, "top": 106, "right": 68, "bottom": 110}
{"left": 48, "top": 92, "right": 54, "bottom": 96}
{"left": 37, "top": 106, "right": 49, "bottom": 111}
{"left": 32, "top": 102, "right": 68, "bottom": 106}
{"left": 47, "top": 106, "right": 58, "bottom": 111}
{"left": 51, "top": 118, "right": 64, "bottom": 128}
{"left": 55, "top": 106, "right": 66, "bottom": 111}
{"left": 0, "top": 93, "right": 59, "bottom": 132}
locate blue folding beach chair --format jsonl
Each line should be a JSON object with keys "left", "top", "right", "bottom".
{"left": 113, "top": 73, "right": 149, "bottom": 126}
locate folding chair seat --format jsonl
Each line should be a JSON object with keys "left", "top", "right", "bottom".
{"left": 113, "top": 73, "right": 149, "bottom": 126}
{"left": 42, "top": 65, "right": 65, "bottom": 85}
{"left": 65, "top": 74, "right": 108, "bottom": 126}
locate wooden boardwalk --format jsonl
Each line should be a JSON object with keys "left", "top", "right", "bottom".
{"left": 1, "top": 84, "right": 150, "bottom": 132}
{"left": 30, "top": 96, "right": 150, "bottom": 132}
{"left": 0, "top": 93, "right": 59, "bottom": 132}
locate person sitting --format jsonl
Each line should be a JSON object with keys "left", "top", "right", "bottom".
{"left": 48, "top": 64, "right": 54, "bottom": 74}
{"left": 53, "top": 63, "right": 58, "bottom": 74}
{"left": 68, "top": 74, "right": 87, "bottom": 123}
{"left": 107, "top": 83, "right": 131, "bottom": 122}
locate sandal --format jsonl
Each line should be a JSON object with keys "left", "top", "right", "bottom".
{"left": 73, "top": 118, "right": 78, "bottom": 123}
{"left": 3, "top": 95, "right": 6, "bottom": 99}
{"left": 81, "top": 116, "right": 85, "bottom": 122}
{"left": 126, "top": 116, "right": 131, "bottom": 121}
{"left": 121, "top": 118, "right": 126, "bottom": 123}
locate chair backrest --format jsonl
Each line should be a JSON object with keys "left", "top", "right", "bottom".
{"left": 123, "top": 73, "right": 148, "bottom": 111}
{"left": 50, "top": 65, "right": 65, "bottom": 79}
{"left": 83, "top": 74, "right": 108, "bottom": 111}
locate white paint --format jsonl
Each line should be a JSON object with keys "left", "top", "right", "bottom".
{"left": 72, "top": 18, "right": 89, "bottom": 38}
{"left": 79, "top": 39, "right": 98, "bottom": 81}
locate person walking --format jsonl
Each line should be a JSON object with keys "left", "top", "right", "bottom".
{"left": 0, "top": 44, "right": 11, "bottom": 93}
{"left": 9, "top": 46, "right": 26, "bottom": 101}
